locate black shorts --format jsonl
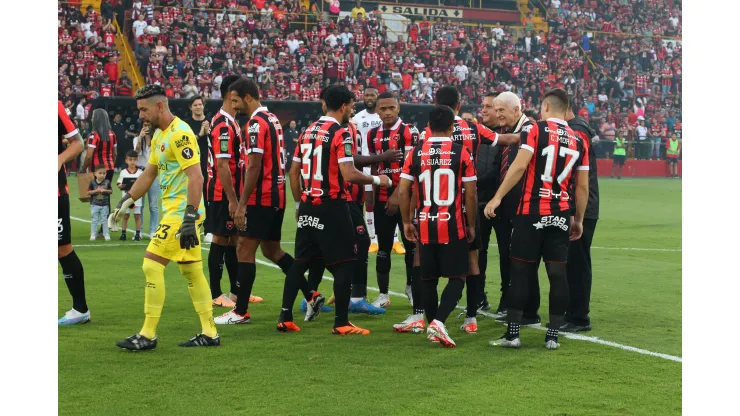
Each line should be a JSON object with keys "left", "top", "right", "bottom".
{"left": 510, "top": 212, "right": 571, "bottom": 263}
{"left": 206, "top": 200, "right": 236, "bottom": 236}
{"left": 239, "top": 205, "right": 284, "bottom": 241}
{"left": 419, "top": 238, "right": 469, "bottom": 280}
{"left": 58, "top": 194, "right": 72, "bottom": 246}
{"left": 105, "top": 169, "right": 114, "bottom": 182}
{"left": 667, "top": 157, "right": 678, "bottom": 165}
{"left": 613, "top": 155, "right": 626, "bottom": 166}
{"left": 294, "top": 200, "right": 357, "bottom": 265}
{"left": 468, "top": 213, "right": 481, "bottom": 251}
{"left": 349, "top": 201, "right": 369, "bottom": 241}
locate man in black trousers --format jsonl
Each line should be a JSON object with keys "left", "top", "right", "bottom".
{"left": 562, "top": 101, "right": 599, "bottom": 332}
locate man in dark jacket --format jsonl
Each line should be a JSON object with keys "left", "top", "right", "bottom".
{"left": 563, "top": 102, "right": 600, "bottom": 332}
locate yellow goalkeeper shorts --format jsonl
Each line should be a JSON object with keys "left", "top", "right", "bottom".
{"left": 146, "top": 220, "right": 205, "bottom": 263}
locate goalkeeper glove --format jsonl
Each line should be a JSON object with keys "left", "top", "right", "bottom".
{"left": 177, "top": 205, "right": 200, "bottom": 250}
{"left": 108, "top": 193, "right": 136, "bottom": 232}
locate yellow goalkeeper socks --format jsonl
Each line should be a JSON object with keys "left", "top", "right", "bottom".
{"left": 140, "top": 258, "right": 166, "bottom": 339}
{"left": 179, "top": 262, "right": 217, "bottom": 338}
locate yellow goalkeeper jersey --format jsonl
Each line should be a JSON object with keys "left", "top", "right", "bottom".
{"left": 148, "top": 116, "right": 206, "bottom": 223}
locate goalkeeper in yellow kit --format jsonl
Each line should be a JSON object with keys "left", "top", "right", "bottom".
{"left": 109, "top": 85, "right": 219, "bottom": 350}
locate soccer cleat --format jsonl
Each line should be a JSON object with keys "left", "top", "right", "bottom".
{"left": 276, "top": 321, "right": 301, "bottom": 332}
{"left": 116, "top": 333, "right": 157, "bottom": 351}
{"left": 249, "top": 294, "right": 264, "bottom": 303}
{"left": 133, "top": 234, "right": 141, "bottom": 241}
{"left": 494, "top": 310, "right": 508, "bottom": 321}
{"left": 179, "top": 333, "right": 221, "bottom": 347}
{"left": 460, "top": 317, "right": 478, "bottom": 334}
{"left": 545, "top": 339, "right": 560, "bottom": 350}
{"left": 229, "top": 293, "right": 237, "bottom": 303}
{"left": 349, "top": 299, "right": 386, "bottom": 315}
{"left": 371, "top": 293, "right": 391, "bottom": 308}
{"left": 427, "top": 320, "right": 456, "bottom": 348}
{"left": 392, "top": 241, "right": 406, "bottom": 255}
{"left": 369, "top": 243, "right": 379, "bottom": 253}
{"left": 404, "top": 284, "right": 413, "bottom": 306}
{"left": 393, "top": 314, "right": 425, "bottom": 333}
{"left": 300, "top": 298, "right": 334, "bottom": 313}
{"left": 214, "top": 309, "right": 251, "bottom": 325}
{"left": 305, "top": 292, "right": 326, "bottom": 322}
{"left": 478, "top": 292, "right": 491, "bottom": 311}
{"left": 490, "top": 334, "right": 521, "bottom": 348}
{"left": 90, "top": 233, "right": 96, "bottom": 241}
{"left": 522, "top": 315, "right": 541, "bottom": 326}
{"left": 327, "top": 295, "right": 335, "bottom": 305}
{"left": 560, "top": 322, "right": 591, "bottom": 333}
{"left": 58, "top": 309, "right": 91, "bottom": 325}
{"left": 332, "top": 322, "right": 370, "bottom": 336}
{"left": 119, "top": 233, "right": 126, "bottom": 241}
{"left": 212, "top": 294, "right": 236, "bottom": 308}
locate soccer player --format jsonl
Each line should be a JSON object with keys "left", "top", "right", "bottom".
{"left": 420, "top": 86, "right": 519, "bottom": 334}
{"left": 204, "top": 75, "right": 242, "bottom": 309}
{"left": 398, "top": 105, "right": 478, "bottom": 348}
{"left": 366, "top": 91, "right": 419, "bottom": 309}
{"left": 485, "top": 89, "right": 589, "bottom": 350}
{"left": 214, "top": 79, "right": 292, "bottom": 325}
{"left": 110, "top": 85, "right": 219, "bottom": 350}
{"left": 58, "top": 100, "right": 90, "bottom": 325}
{"left": 277, "top": 85, "right": 391, "bottom": 334}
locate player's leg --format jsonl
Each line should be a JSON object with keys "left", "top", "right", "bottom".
{"left": 224, "top": 235, "right": 239, "bottom": 299}
{"left": 231, "top": 236, "right": 259, "bottom": 318}
{"left": 477, "top": 208, "right": 495, "bottom": 311}
{"left": 366, "top": 205, "right": 378, "bottom": 253}
{"left": 122, "top": 212, "right": 130, "bottom": 236}
{"left": 394, "top": 214, "right": 416, "bottom": 304}
{"left": 563, "top": 219, "right": 597, "bottom": 332}
{"left": 206, "top": 201, "right": 237, "bottom": 308}
{"left": 59, "top": 194, "right": 89, "bottom": 325}
{"left": 177, "top": 258, "right": 220, "bottom": 347}
{"left": 372, "top": 204, "right": 395, "bottom": 307}
{"left": 277, "top": 218, "right": 319, "bottom": 332}
{"left": 492, "top": 214, "right": 513, "bottom": 316}
{"left": 307, "top": 258, "right": 326, "bottom": 292}
{"left": 540, "top": 223, "right": 572, "bottom": 349}
{"left": 427, "top": 239, "right": 469, "bottom": 347}
{"left": 392, "top": 225, "right": 405, "bottom": 254}
{"left": 462, "top": 248, "right": 481, "bottom": 333}
{"left": 133, "top": 210, "right": 142, "bottom": 240}
{"left": 147, "top": 177, "right": 160, "bottom": 235}
{"left": 393, "top": 242, "right": 424, "bottom": 332}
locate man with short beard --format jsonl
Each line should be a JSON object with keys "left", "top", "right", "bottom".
{"left": 491, "top": 91, "right": 541, "bottom": 324}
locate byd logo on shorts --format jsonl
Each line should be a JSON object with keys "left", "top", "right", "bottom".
{"left": 533, "top": 215, "right": 568, "bottom": 231}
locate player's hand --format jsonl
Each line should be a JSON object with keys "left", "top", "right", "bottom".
{"left": 484, "top": 197, "right": 502, "bottom": 219}
{"left": 108, "top": 192, "right": 136, "bottom": 232}
{"left": 377, "top": 174, "right": 392, "bottom": 188}
{"left": 234, "top": 203, "right": 247, "bottom": 231}
{"left": 58, "top": 155, "right": 64, "bottom": 173}
{"left": 467, "top": 225, "right": 476, "bottom": 243}
{"left": 177, "top": 205, "right": 200, "bottom": 249}
{"left": 228, "top": 199, "right": 238, "bottom": 219}
{"left": 380, "top": 149, "right": 403, "bottom": 162}
{"left": 403, "top": 223, "right": 418, "bottom": 243}
{"left": 570, "top": 220, "right": 583, "bottom": 241}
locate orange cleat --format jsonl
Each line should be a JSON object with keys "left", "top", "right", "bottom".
{"left": 427, "top": 320, "right": 456, "bottom": 348}
{"left": 276, "top": 321, "right": 301, "bottom": 332}
{"left": 249, "top": 294, "right": 264, "bottom": 303}
{"left": 327, "top": 295, "right": 336, "bottom": 305}
{"left": 332, "top": 322, "right": 370, "bottom": 336}
{"left": 212, "top": 294, "right": 236, "bottom": 308}
{"left": 392, "top": 241, "right": 406, "bottom": 255}
{"left": 369, "top": 243, "right": 379, "bottom": 253}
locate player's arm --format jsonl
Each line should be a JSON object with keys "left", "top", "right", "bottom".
{"left": 397, "top": 177, "right": 417, "bottom": 243}
{"left": 353, "top": 150, "right": 402, "bottom": 168}
{"left": 461, "top": 148, "right": 478, "bottom": 241}
{"left": 361, "top": 130, "right": 376, "bottom": 206}
{"left": 484, "top": 126, "right": 536, "bottom": 218}
{"left": 214, "top": 126, "right": 238, "bottom": 214}
{"left": 58, "top": 102, "right": 84, "bottom": 172}
{"left": 336, "top": 131, "right": 391, "bottom": 187}
{"left": 235, "top": 119, "right": 265, "bottom": 229}
{"left": 289, "top": 134, "right": 304, "bottom": 204}
{"left": 80, "top": 135, "right": 95, "bottom": 173}
{"left": 571, "top": 142, "right": 590, "bottom": 241}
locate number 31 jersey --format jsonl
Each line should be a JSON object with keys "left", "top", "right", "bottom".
{"left": 401, "top": 137, "right": 477, "bottom": 244}
{"left": 518, "top": 118, "right": 589, "bottom": 216}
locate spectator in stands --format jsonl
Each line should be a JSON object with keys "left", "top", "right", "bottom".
{"left": 351, "top": 1, "right": 365, "bottom": 20}
{"left": 75, "top": 98, "right": 87, "bottom": 121}
{"left": 135, "top": 39, "right": 151, "bottom": 74}
{"left": 112, "top": 113, "right": 129, "bottom": 170}
{"left": 132, "top": 122, "right": 159, "bottom": 236}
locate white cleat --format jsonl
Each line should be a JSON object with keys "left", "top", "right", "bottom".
{"left": 490, "top": 335, "right": 521, "bottom": 348}
{"left": 90, "top": 233, "right": 96, "bottom": 241}
{"left": 214, "top": 309, "right": 251, "bottom": 325}
{"left": 460, "top": 317, "right": 478, "bottom": 333}
{"left": 392, "top": 314, "right": 425, "bottom": 333}
{"left": 426, "top": 320, "right": 456, "bottom": 347}
{"left": 371, "top": 293, "right": 390, "bottom": 308}
{"left": 545, "top": 339, "right": 560, "bottom": 350}
{"left": 404, "top": 285, "right": 413, "bottom": 306}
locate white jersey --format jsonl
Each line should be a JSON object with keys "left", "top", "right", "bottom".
{"left": 118, "top": 168, "right": 144, "bottom": 207}
{"left": 352, "top": 109, "right": 382, "bottom": 189}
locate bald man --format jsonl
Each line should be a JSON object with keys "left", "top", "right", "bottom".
{"left": 491, "top": 92, "right": 541, "bottom": 325}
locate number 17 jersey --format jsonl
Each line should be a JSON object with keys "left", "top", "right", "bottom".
{"left": 518, "top": 118, "right": 589, "bottom": 216}
{"left": 401, "top": 137, "right": 476, "bottom": 244}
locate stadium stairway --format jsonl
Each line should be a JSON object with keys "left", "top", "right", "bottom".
{"left": 113, "top": 20, "right": 144, "bottom": 92}
{"left": 517, "top": 0, "right": 549, "bottom": 33}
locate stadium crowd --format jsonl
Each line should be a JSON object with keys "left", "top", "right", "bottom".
{"left": 58, "top": 0, "right": 681, "bottom": 159}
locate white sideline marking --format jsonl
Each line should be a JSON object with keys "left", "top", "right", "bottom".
{"left": 70, "top": 216, "right": 682, "bottom": 363}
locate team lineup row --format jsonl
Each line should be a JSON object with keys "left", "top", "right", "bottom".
{"left": 57, "top": 78, "right": 589, "bottom": 350}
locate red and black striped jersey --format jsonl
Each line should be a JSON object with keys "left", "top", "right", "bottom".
{"left": 292, "top": 116, "right": 355, "bottom": 204}
{"left": 517, "top": 118, "right": 590, "bottom": 216}
{"left": 342, "top": 122, "right": 365, "bottom": 203}
{"left": 401, "top": 137, "right": 476, "bottom": 244}
{"left": 244, "top": 107, "right": 287, "bottom": 209}
{"left": 206, "top": 109, "right": 243, "bottom": 202}
{"left": 421, "top": 117, "right": 499, "bottom": 161}
{"left": 87, "top": 131, "right": 117, "bottom": 171}
{"left": 58, "top": 100, "right": 78, "bottom": 197}
{"left": 367, "top": 118, "right": 419, "bottom": 202}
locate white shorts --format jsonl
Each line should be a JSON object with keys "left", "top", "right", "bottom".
{"left": 126, "top": 206, "right": 142, "bottom": 215}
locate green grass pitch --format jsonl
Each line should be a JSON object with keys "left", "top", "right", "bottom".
{"left": 59, "top": 177, "right": 681, "bottom": 415}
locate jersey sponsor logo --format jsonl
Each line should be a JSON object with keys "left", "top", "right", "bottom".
{"left": 182, "top": 147, "right": 194, "bottom": 159}
{"left": 220, "top": 136, "right": 230, "bottom": 152}
{"left": 532, "top": 215, "right": 568, "bottom": 231}
{"left": 248, "top": 122, "right": 260, "bottom": 135}
{"left": 175, "top": 135, "right": 191, "bottom": 148}
{"left": 544, "top": 126, "right": 578, "bottom": 141}
{"left": 521, "top": 124, "right": 533, "bottom": 133}
{"left": 422, "top": 147, "right": 456, "bottom": 156}
{"left": 538, "top": 189, "right": 570, "bottom": 200}
{"left": 418, "top": 211, "right": 451, "bottom": 221}
{"left": 378, "top": 167, "right": 402, "bottom": 175}
{"left": 297, "top": 214, "right": 325, "bottom": 230}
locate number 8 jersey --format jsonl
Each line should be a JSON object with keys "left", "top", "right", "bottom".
{"left": 518, "top": 118, "right": 589, "bottom": 216}
{"left": 401, "top": 136, "right": 477, "bottom": 244}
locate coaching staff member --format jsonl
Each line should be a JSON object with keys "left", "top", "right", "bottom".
{"left": 185, "top": 96, "right": 210, "bottom": 197}
{"left": 562, "top": 101, "right": 599, "bottom": 332}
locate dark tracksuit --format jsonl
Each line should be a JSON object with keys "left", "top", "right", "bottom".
{"left": 566, "top": 117, "right": 600, "bottom": 326}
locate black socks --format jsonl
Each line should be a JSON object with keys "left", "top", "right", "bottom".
{"left": 59, "top": 251, "right": 87, "bottom": 313}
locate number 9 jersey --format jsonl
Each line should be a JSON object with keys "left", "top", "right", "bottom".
{"left": 517, "top": 118, "right": 589, "bottom": 216}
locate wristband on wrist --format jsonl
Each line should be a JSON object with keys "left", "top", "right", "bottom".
{"left": 372, "top": 175, "right": 380, "bottom": 186}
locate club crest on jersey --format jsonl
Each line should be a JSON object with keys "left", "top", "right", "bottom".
{"left": 181, "top": 147, "right": 194, "bottom": 159}
{"left": 226, "top": 221, "right": 234, "bottom": 230}
{"left": 175, "top": 135, "right": 190, "bottom": 148}
{"left": 356, "top": 225, "right": 365, "bottom": 235}
{"left": 160, "top": 143, "right": 166, "bottom": 152}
